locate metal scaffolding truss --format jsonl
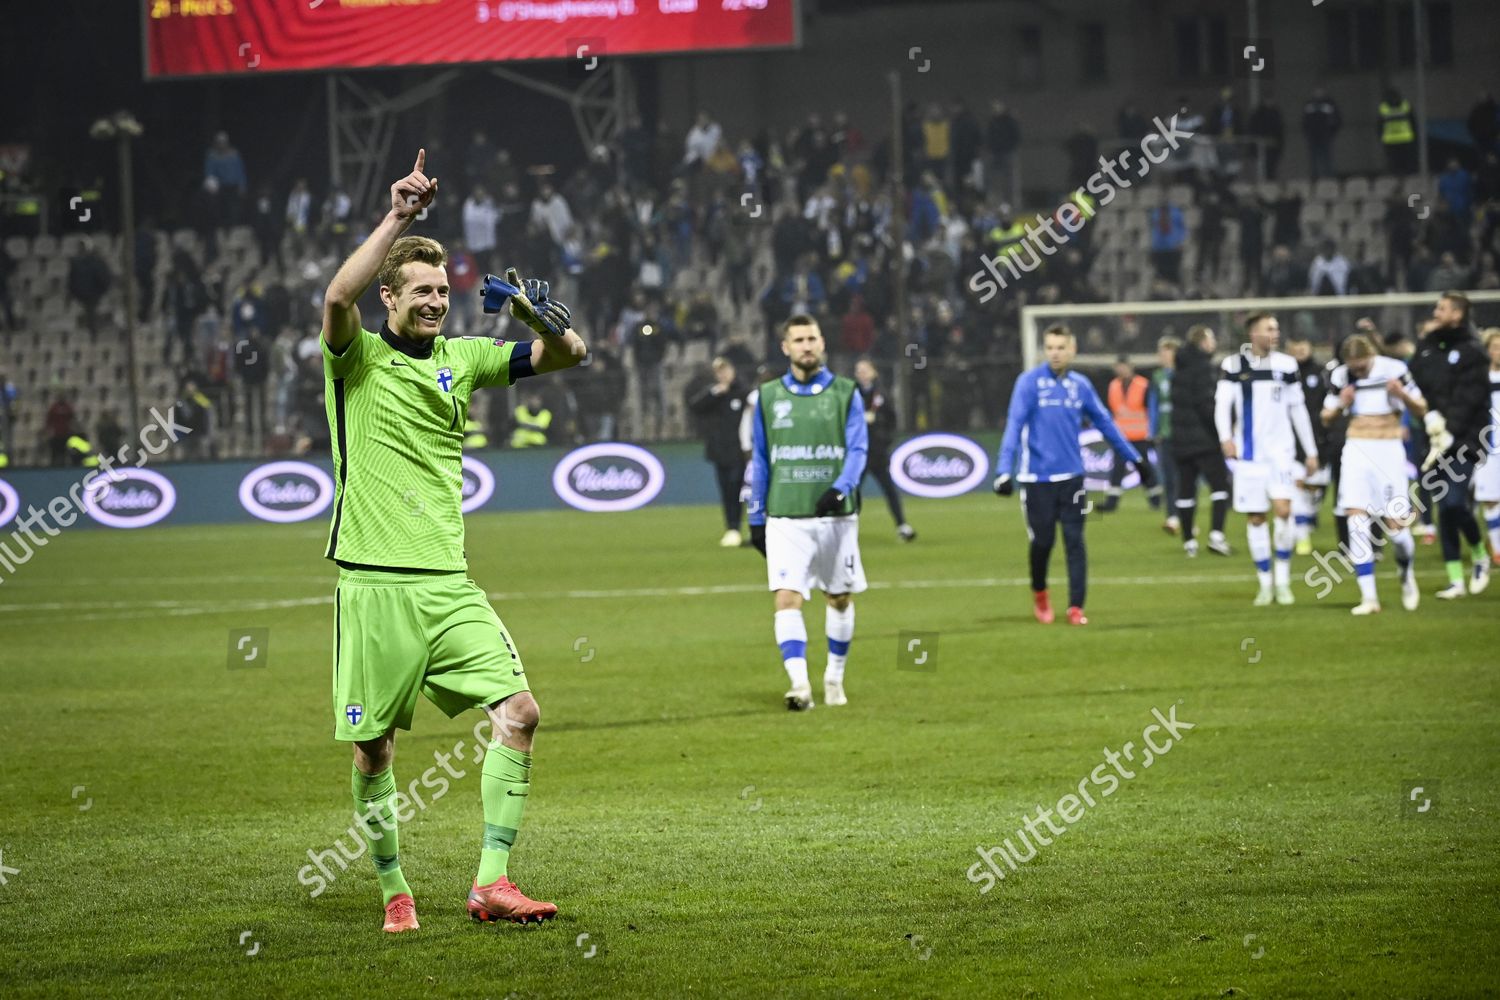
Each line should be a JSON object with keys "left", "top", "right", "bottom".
{"left": 327, "top": 62, "right": 635, "bottom": 210}
{"left": 326, "top": 71, "right": 460, "bottom": 209}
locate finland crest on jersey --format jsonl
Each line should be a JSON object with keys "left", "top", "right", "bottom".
{"left": 345, "top": 703, "right": 364, "bottom": 725}
{"left": 436, "top": 367, "right": 455, "bottom": 393}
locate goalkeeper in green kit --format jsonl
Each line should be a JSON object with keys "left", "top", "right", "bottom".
{"left": 320, "top": 150, "right": 585, "bottom": 932}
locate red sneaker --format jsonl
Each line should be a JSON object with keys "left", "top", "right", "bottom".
{"left": 1033, "top": 590, "right": 1055, "bottom": 624}
{"left": 382, "top": 893, "right": 420, "bottom": 933}
{"left": 467, "top": 876, "right": 558, "bottom": 925}
{"left": 1067, "top": 606, "right": 1088, "bottom": 626}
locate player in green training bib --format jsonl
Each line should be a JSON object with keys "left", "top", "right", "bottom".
{"left": 746, "top": 314, "right": 869, "bottom": 711}
{"left": 320, "top": 150, "right": 586, "bottom": 933}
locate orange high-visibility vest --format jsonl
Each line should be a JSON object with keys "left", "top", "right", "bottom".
{"left": 1108, "top": 375, "right": 1151, "bottom": 441}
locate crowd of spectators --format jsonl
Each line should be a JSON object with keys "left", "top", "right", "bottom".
{"left": 9, "top": 85, "right": 1500, "bottom": 464}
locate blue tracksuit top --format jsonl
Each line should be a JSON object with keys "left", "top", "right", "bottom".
{"left": 997, "top": 363, "right": 1143, "bottom": 482}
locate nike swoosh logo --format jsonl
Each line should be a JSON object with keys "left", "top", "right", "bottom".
{"left": 506, "top": 789, "right": 528, "bottom": 797}
{"left": 511, "top": 669, "right": 525, "bottom": 676}
{"left": 391, "top": 359, "right": 408, "bottom": 367}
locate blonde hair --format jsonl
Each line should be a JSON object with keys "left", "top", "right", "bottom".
{"left": 379, "top": 236, "right": 447, "bottom": 298}
{"left": 1343, "top": 333, "right": 1379, "bottom": 360}
{"left": 1157, "top": 336, "right": 1181, "bottom": 352}
{"left": 1482, "top": 328, "right": 1500, "bottom": 351}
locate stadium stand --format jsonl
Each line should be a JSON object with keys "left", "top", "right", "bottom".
{"left": 4, "top": 91, "right": 1499, "bottom": 467}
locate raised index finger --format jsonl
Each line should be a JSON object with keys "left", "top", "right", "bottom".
{"left": 413, "top": 148, "right": 426, "bottom": 174}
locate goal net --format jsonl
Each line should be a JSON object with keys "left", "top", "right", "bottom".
{"left": 1018, "top": 290, "right": 1500, "bottom": 492}
{"left": 1020, "top": 291, "right": 1500, "bottom": 372}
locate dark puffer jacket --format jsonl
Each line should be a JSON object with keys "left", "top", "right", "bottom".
{"left": 1409, "top": 323, "right": 1490, "bottom": 457}
{"left": 1170, "top": 339, "right": 1221, "bottom": 456}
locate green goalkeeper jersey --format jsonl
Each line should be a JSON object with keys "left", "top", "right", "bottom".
{"left": 322, "top": 323, "right": 520, "bottom": 571}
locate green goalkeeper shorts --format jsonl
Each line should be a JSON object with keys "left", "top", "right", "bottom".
{"left": 332, "top": 568, "right": 529, "bottom": 742}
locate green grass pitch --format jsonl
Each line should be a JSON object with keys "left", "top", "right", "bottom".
{"left": 2, "top": 494, "right": 1497, "bottom": 997}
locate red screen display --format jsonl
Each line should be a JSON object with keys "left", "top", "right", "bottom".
{"left": 145, "top": 0, "right": 798, "bottom": 78}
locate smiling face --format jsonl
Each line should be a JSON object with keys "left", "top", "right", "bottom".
{"left": 382, "top": 261, "right": 449, "bottom": 341}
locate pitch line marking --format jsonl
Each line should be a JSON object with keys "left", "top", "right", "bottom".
{"left": 0, "top": 574, "right": 1261, "bottom": 624}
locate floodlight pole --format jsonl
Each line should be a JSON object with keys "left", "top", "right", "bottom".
{"left": 92, "top": 111, "right": 143, "bottom": 426}
{"left": 118, "top": 127, "right": 141, "bottom": 427}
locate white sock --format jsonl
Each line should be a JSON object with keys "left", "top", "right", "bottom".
{"left": 824, "top": 603, "right": 854, "bottom": 683}
{"left": 774, "top": 608, "right": 809, "bottom": 690}
{"left": 1248, "top": 522, "right": 1272, "bottom": 588}
{"left": 1348, "top": 513, "right": 1378, "bottom": 603}
{"left": 1272, "top": 516, "right": 1294, "bottom": 586}
{"left": 1391, "top": 526, "right": 1415, "bottom": 575}
{"left": 1292, "top": 489, "right": 1316, "bottom": 542}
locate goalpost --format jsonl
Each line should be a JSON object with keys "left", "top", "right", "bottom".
{"left": 1020, "top": 291, "right": 1500, "bottom": 371}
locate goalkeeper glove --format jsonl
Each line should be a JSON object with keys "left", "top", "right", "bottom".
{"left": 814, "top": 488, "right": 846, "bottom": 516}
{"left": 1422, "top": 410, "right": 1454, "bottom": 471}
{"left": 750, "top": 523, "right": 766, "bottom": 557}
{"left": 993, "top": 474, "right": 1014, "bottom": 497}
{"left": 481, "top": 268, "right": 573, "bottom": 338}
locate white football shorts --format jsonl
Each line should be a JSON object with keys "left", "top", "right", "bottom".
{"left": 1473, "top": 445, "right": 1500, "bottom": 503}
{"left": 1231, "top": 455, "right": 1298, "bottom": 513}
{"left": 765, "top": 515, "right": 868, "bottom": 599}
{"left": 1337, "top": 439, "right": 1411, "bottom": 517}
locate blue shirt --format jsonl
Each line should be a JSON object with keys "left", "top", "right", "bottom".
{"left": 204, "top": 149, "right": 248, "bottom": 193}
{"left": 997, "top": 363, "right": 1142, "bottom": 482}
{"left": 1148, "top": 206, "right": 1187, "bottom": 252}
{"left": 748, "top": 369, "right": 868, "bottom": 526}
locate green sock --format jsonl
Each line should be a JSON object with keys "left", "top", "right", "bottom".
{"left": 351, "top": 764, "right": 412, "bottom": 905}
{"left": 478, "top": 743, "right": 532, "bottom": 885}
{"left": 1446, "top": 560, "right": 1464, "bottom": 585}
